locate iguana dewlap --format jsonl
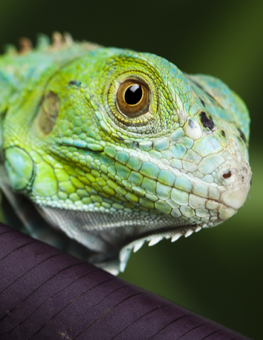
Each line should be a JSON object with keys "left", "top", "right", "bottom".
{"left": 0, "top": 33, "right": 252, "bottom": 274}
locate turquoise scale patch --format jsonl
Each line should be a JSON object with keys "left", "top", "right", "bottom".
{"left": 153, "top": 137, "right": 169, "bottom": 151}
{"left": 156, "top": 182, "right": 171, "bottom": 200}
{"left": 158, "top": 170, "right": 176, "bottom": 186}
{"left": 140, "top": 162, "right": 160, "bottom": 179}
{"left": 142, "top": 177, "right": 157, "bottom": 194}
{"left": 193, "top": 135, "right": 222, "bottom": 157}
{"left": 116, "top": 151, "right": 129, "bottom": 164}
{"left": 5, "top": 147, "right": 34, "bottom": 191}
{"left": 198, "top": 154, "right": 225, "bottom": 174}
{"left": 175, "top": 176, "right": 192, "bottom": 192}
{"left": 127, "top": 156, "right": 143, "bottom": 171}
{"left": 169, "top": 144, "right": 186, "bottom": 159}
{"left": 170, "top": 128, "right": 184, "bottom": 141}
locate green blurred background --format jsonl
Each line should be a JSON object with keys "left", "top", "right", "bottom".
{"left": 0, "top": 0, "right": 262, "bottom": 338}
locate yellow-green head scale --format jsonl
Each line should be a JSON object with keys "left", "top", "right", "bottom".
{"left": 0, "top": 39, "right": 251, "bottom": 273}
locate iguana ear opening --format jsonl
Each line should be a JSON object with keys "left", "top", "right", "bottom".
{"left": 37, "top": 91, "right": 60, "bottom": 135}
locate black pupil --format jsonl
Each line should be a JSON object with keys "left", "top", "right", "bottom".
{"left": 124, "top": 84, "right": 142, "bottom": 105}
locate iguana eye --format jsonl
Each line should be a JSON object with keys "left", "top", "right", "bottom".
{"left": 117, "top": 79, "right": 149, "bottom": 117}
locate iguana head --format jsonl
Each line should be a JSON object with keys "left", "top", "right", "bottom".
{"left": 4, "top": 47, "right": 252, "bottom": 273}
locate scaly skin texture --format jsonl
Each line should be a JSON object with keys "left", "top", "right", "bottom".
{"left": 0, "top": 34, "right": 252, "bottom": 274}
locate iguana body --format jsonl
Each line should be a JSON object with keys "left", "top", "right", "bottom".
{"left": 0, "top": 33, "right": 252, "bottom": 274}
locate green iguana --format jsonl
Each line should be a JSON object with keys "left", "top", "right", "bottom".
{"left": 0, "top": 33, "right": 252, "bottom": 274}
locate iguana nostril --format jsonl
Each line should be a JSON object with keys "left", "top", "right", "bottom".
{"left": 223, "top": 171, "right": 232, "bottom": 179}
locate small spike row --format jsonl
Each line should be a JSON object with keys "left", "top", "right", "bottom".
{"left": 119, "top": 224, "right": 206, "bottom": 272}
{"left": 5, "top": 32, "right": 75, "bottom": 55}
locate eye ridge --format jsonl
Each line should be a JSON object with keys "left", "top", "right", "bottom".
{"left": 117, "top": 79, "right": 150, "bottom": 118}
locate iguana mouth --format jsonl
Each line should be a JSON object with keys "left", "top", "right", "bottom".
{"left": 116, "top": 195, "right": 243, "bottom": 273}
{"left": 116, "top": 222, "right": 206, "bottom": 273}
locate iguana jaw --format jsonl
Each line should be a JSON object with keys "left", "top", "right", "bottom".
{"left": 117, "top": 191, "right": 248, "bottom": 274}
{"left": 117, "top": 222, "right": 208, "bottom": 273}
{"left": 116, "top": 165, "right": 251, "bottom": 273}
{"left": 3, "top": 138, "right": 251, "bottom": 275}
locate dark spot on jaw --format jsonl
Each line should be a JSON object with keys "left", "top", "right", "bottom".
{"left": 200, "top": 111, "right": 215, "bottom": 130}
{"left": 238, "top": 128, "right": 246, "bottom": 143}
{"left": 221, "top": 130, "right": 226, "bottom": 137}
{"left": 68, "top": 80, "right": 82, "bottom": 86}
{"left": 250, "top": 178, "right": 252, "bottom": 186}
